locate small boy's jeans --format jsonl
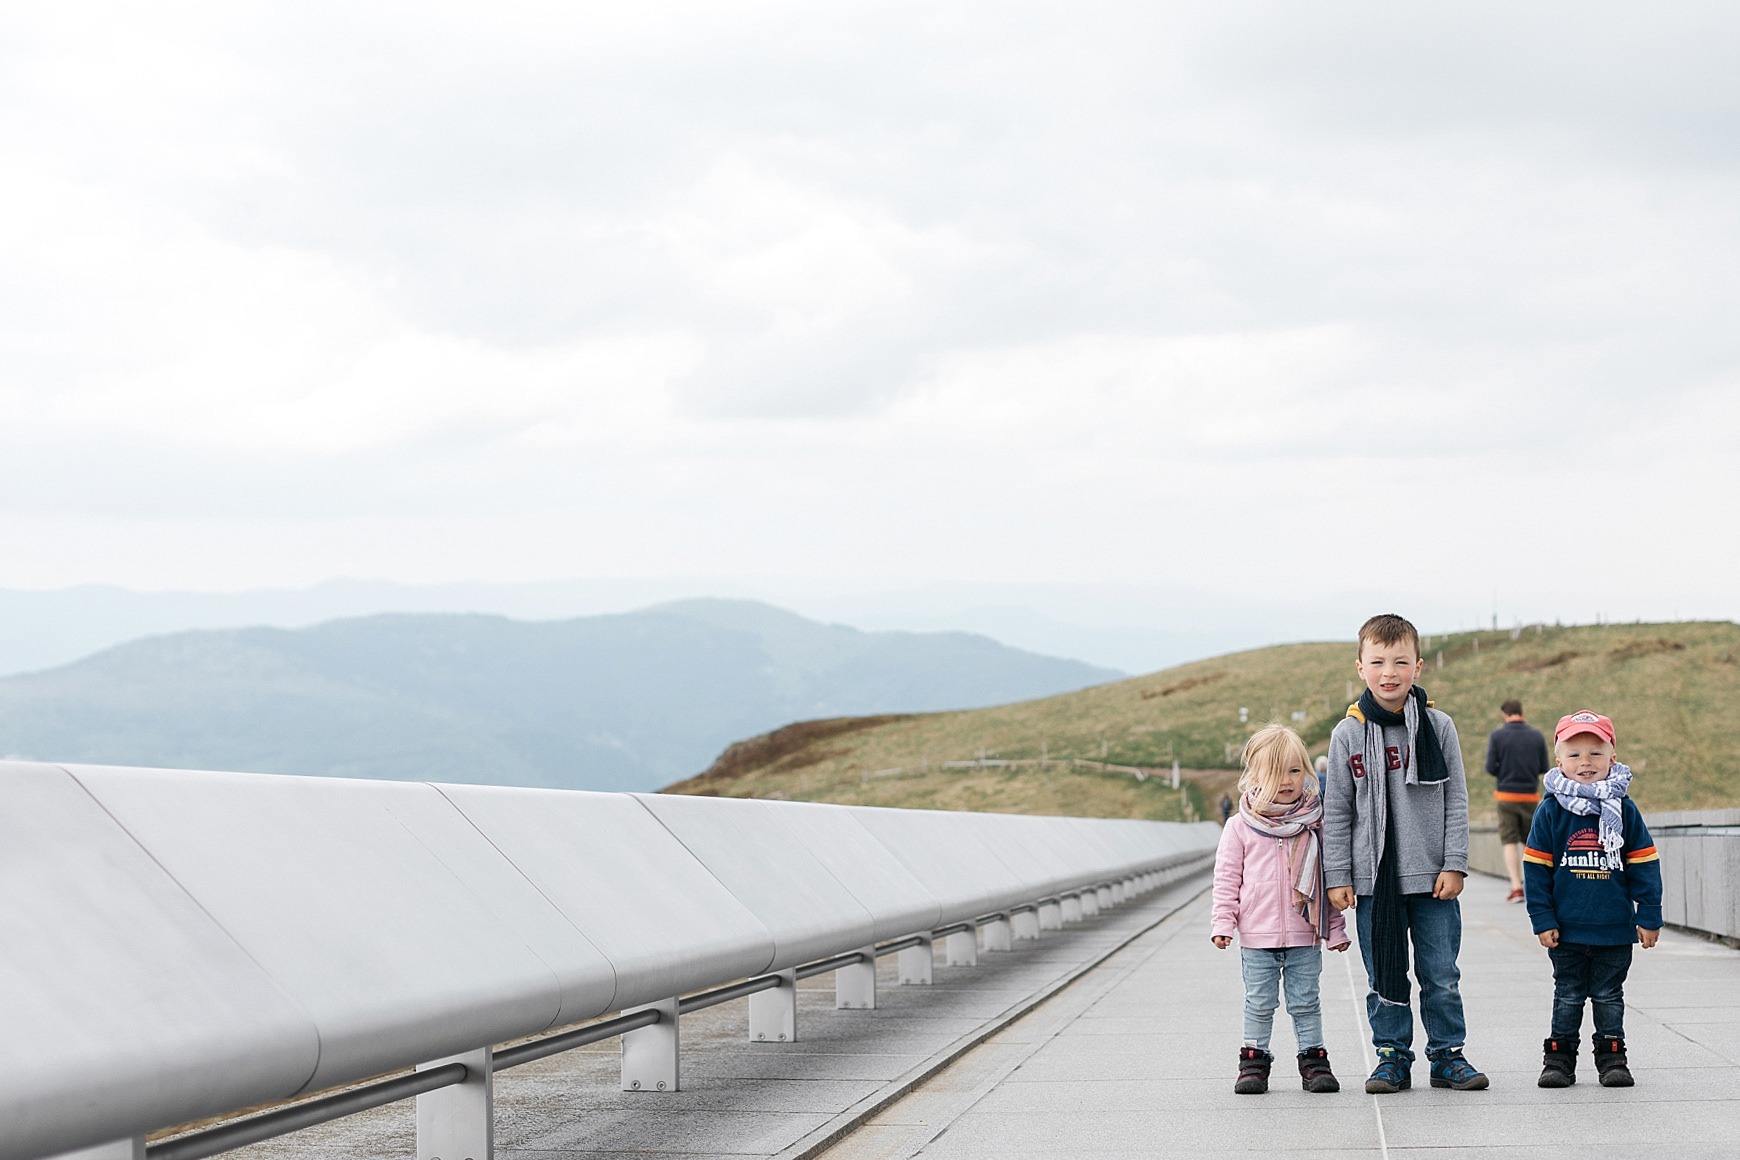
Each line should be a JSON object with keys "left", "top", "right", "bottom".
{"left": 1353, "top": 893, "right": 1467, "bottom": 1062}
{"left": 1239, "top": 945, "right": 1324, "bottom": 1052}
{"left": 1547, "top": 941, "right": 1632, "bottom": 1039}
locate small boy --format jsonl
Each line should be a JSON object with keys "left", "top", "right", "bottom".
{"left": 1524, "top": 710, "right": 1662, "bottom": 1088}
{"left": 1323, "top": 614, "right": 1487, "bottom": 1093}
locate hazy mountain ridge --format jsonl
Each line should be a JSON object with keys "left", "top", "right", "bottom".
{"left": 0, "top": 599, "right": 1120, "bottom": 791}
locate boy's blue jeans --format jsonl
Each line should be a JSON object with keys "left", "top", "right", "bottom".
{"left": 1353, "top": 893, "right": 1467, "bottom": 1061}
{"left": 1548, "top": 941, "right": 1632, "bottom": 1039}
{"left": 1239, "top": 945, "right": 1324, "bottom": 1052}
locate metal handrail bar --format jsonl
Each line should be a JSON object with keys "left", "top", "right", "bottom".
{"left": 677, "top": 973, "right": 785, "bottom": 1015}
{"left": 930, "top": 920, "right": 975, "bottom": 938}
{"left": 793, "top": 949, "right": 871, "bottom": 980}
{"left": 493, "top": 1006, "right": 664, "bottom": 1070}
{"left": 146, "top": 1062, "right": 469, "bottom": 1160}
{"left": 873, "top": 934, "right": 928, "bottom": 956}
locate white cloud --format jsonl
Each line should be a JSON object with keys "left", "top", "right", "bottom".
{"left": 0, "top": 1, "right": 1735, "bottom": 621}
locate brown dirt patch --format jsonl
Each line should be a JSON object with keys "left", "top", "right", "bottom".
{"left": 1140, "top": 671, "right": 1226, "bottom": 700}
{"left": 662, "top": 714, "right": 916, "bottom": 794}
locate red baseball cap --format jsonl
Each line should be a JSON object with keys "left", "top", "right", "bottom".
{"left": 1555, "top": 709, "right": 1616, "bottom": 747}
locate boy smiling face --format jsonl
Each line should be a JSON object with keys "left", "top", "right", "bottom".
{"left": 1356, "top": 638, "right": 1424, "bottom": 712}
{"left": 1557, "top": 733, "right": 1616, "bottom": 784}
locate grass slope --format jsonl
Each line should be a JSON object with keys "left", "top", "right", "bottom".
{"left": 664, "top": 621, "right": 1740, "bottom": 820}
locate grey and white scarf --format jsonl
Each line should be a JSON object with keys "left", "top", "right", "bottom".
{"left": 1544, "top": 761, "right": 1633, "bottom": 855}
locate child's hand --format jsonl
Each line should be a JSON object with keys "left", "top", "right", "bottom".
{"left": 1212, "top": 935, "right": 1232, "bottom": 949}
{"left": 1538, "top": 929, "right": 1560, "bottom": 948}
{"left": 1639, "top": 927, "right": 1659, "bottom": 949}
{"left": 1432, "top": 871, "right": 1465, "bottom": 900}
{"left": 1328, "top": 887, "right": 1356, "bottom": 912}
{"left": 1328, "top": 940, "right": 1350, "bottom": 953}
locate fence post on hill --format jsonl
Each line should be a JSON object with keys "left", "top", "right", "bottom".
{"left": 621, "top": 998, "right": 680, "bottom": 1092}
{"left": 898, "top": 933, "right": 934, "bottom": 984}
{"left": 836, "top": 946, "right": 878, "bottom": 1009}
{"left": 417, "top": 1047, "right": 493, "bottom": 1160}
{"left": 749, "top": 969, "right": 798, "bottom": 1041}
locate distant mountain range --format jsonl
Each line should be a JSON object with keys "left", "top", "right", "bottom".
{"left": 0, "top": 599, "right": 1120, "bottom": 791}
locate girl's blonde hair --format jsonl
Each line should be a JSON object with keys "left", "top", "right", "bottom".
{"left": 1238, "top": 722, "right": 1316, "bottom": 806}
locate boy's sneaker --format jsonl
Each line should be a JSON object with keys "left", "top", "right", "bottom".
{"left": 1429, "top": 1050, "right": 1490, "bottom": 1090}
{"left": 1296, "top": 1046, "right": 1340, "bottom": 1093}
{"left": 1593, "top": 1036, "right": 1634, "bottom": 1087}
{"left": 1364, "top": 1047, "right": 1411, "bottom": 1093}
{"left": 1538, "top": 1036, "right": 1578, "bottom": 1088}
{"left": 1234, "top": 1046, "right": 1273, "bottom": 1094}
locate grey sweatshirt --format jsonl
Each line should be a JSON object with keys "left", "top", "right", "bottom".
{"left": 1322, "top": 708, "right": 1470, "bottom": 896}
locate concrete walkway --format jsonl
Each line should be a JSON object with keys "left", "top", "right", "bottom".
{"left": 820, "top": 873, "right": 1740, "bottom": 1159}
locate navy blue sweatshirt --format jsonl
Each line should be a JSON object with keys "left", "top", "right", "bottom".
{"left": 1523, "top": 796, "right": 1663, "bottom": 945}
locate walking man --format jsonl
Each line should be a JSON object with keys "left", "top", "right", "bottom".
{"left": 1486, "top": 699, "right": 1551, "bottom": 902}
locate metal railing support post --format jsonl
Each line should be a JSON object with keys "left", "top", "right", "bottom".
{"left": 898, "top": 932, "right": 933, "bottom": 984}
{"left": 1012, "top": 908, "right": 1040, "bottom": 940}
{"left": 621, "top": 999, "right": 679, "bottom": 1092}
{"left": 1038, "top": 900, "right": 1063, "bottom": 930}
{"left": 1110, "top": 881, "right": 1125, "bottom": 904}
{"left": 1096, "top": 885, "right": 1114, "bottom": 909}
{"left": 835, "top": 947, "right": 877, "bottom": 1009}
{"left": 50, "top": 1139, "right": 144, "bottom": 1160}
{"left": 748, "top": 969, "right": 797, "bottom": 1042}
{"left": 416, "top": 1048, "right": 492, "bottom": 1160}
{"left": 1061, "top": 893, "right": 1083, "bottom": 923}
{"left": 1080, "top": 890, "right": 1100, "bottom": 917}
{"left": 982, "top": 915, "right": 1012, "bottom": 951}
{"left": 945, "top": 926, "right": 978, "bottom": 966}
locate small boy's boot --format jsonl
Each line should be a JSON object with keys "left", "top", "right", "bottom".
{"left": 1296, "top": 1046, "right": 1340, "bottom": 1093}
{"left": 1537, "top": 1036, "right": 1578, "bottom": 1088}
{"left": 1594, "top": 1035, "right": 1634, "bottom": 1087}
{"left": 1234, "top": 1047, "right": 1273, "bottom": 1094}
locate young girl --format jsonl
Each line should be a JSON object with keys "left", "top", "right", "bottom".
{"left": 1211, "top": 723, "right": 1351, "bottom": 1094}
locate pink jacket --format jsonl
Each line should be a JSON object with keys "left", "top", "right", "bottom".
{"left": 1211, "top": 815, "right": 1348, "bottom": 949}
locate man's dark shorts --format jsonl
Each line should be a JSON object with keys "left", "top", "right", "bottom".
{"left": 1496, "top": 798, "right": 1538, "bottom": 845}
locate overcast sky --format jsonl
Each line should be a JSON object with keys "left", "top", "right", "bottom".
{"left": 3, "top": 2, "right": 1736, "bottom": 630}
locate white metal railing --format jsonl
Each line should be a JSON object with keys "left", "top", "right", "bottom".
{"left": 3, "top": 761, "right": 1217, "bottom": 1160}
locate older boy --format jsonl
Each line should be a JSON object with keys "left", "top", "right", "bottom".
{"left": 1524, "top": 710, "right": 1662, "bottom": 1088}
{"left": 1323, "top": 614, "right": 1487, "bottom": 1093}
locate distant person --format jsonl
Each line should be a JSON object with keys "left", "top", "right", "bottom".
{"left": 1218, "top": 792, "right": 1234, "bottom": 823}
{"left": 1323, "top": 614, "right": 1488, "bottom": 1094}
{"left": 1210, "top": 723, "right": 1349, "bottom": 1095}
{"left": 1486, "top": 699, "right": 1552, "bottom": 902}
{"left": 1524, "top": 710, "right": 1662, "bottom": 1088}
{"left": 1313, "top": 754, "right": 1329, "bottom": 783}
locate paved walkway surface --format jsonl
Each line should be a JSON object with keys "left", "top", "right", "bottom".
{"left": 819, "top": 873, "right": 1740, "bottom": 1159}
{"left": 227, "top": 875, "right": 1207, "bottom": 1160}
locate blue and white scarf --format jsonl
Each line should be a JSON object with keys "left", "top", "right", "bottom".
{"left": 1544, "top": 761, "right": 1633, "bottom": 855}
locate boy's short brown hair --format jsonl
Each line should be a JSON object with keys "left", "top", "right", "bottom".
{"left": 1500, "top": 699, "right": 1523, "bottom": 717}
{"left": 1358, "top": 613, "right": 1420, "bottom": 657}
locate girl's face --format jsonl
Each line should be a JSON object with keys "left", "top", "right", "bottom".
{"left": 1271, "top": 761, "right": 1308, "bottom": 804}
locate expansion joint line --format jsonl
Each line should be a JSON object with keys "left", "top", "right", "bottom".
{"left": 1342, "top": 947, "right": 1391, "bottom": 1160}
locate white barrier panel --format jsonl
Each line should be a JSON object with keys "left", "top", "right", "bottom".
{"left": 0, "top": 761, "right": 1218, "bottom": 1160}
{"left": 0, "top": 764, "right": 318, "bottom": 1160}
{"left": 436, "top": 785, "right": 775, "bottom": 1011}
{"left": 633, "top": 794, "right": 878, "bottom": 971}
{"left": 67, "top": 768, "right": 600, "bottom": 1094}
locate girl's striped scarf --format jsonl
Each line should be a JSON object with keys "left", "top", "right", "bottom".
{"left": 1544, "top": 762, "right": 1633, "bottom": 855}
{"left": 1239, "top": 790, "right": 1327, "bottom": 938}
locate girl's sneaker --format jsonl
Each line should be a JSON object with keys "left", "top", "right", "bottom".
{"left": 1296, "top": 1047, "right": 1340, "bottom": 1093}
{"left": 1364, "top": 1047, "right": 1411, "bottom": 1093}
{"left": 1234, "top": 1047, "right": 1273, "bottom": 1094}
{"left": 1538, "top": 1036, "right": 1578, "bottom": 1087}
{"left": 1429, "top": 1050, "right": 1489, "bottom": 1090}
{"left": 1594, "top": 1036, "right": 1634, "bottom": 1087}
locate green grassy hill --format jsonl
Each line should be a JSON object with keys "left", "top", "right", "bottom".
{"left": 664, "top": 620, "right": 1740, "bottom": 820}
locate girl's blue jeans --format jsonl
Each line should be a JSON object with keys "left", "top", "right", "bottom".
{"left": 1239, "top": 945, "right": 1324, "bottom": 1052}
